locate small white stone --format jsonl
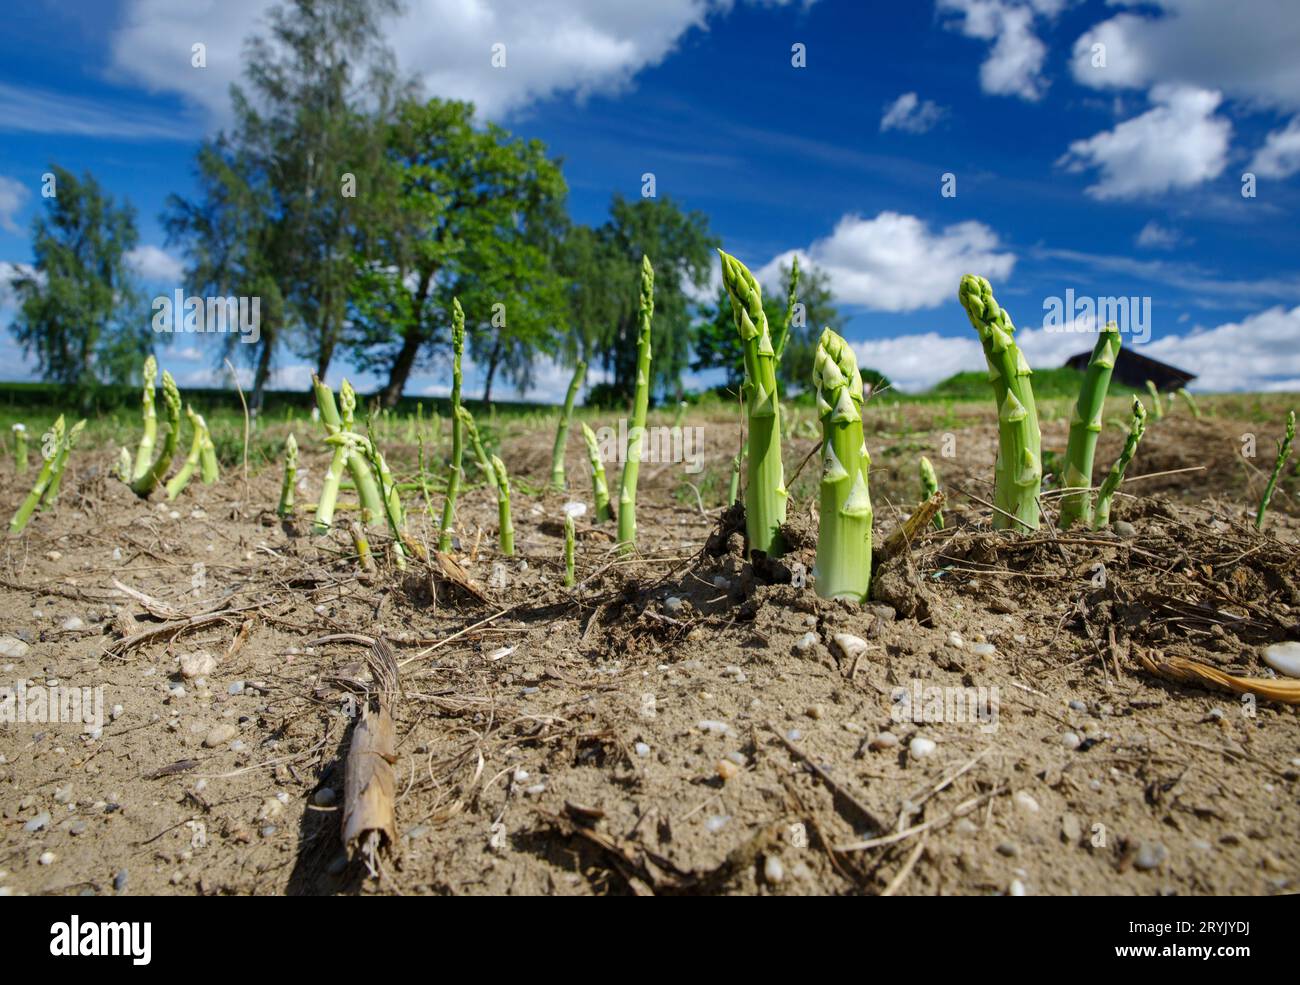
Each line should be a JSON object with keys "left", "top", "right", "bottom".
{"left": 1009, "top": 879, "right": 1026, "bottom": 897}
{"left": 831, "top": 633, "right": 869, "bottom": 661}
{"left": 909, "top": 736, "right": 937, "bottom": 759}
{"left": 947, "top": 631, "right": 965, "bottom": 649}
{"left": 705, "top": 815, "right": 731, "bottom": 833}
{"left": 1262, "top": 642, "right": 1300, "bottom": 679}
{"left": 179, "top": 650, "right": 216, "bottom": 680}
{"left": 1061, "top": 731, "right": 1082, "bottom": 750}
{"left": 0, "top": 637, "right": 29, "bottom": 658}
{"left": 763, "top": 854, "right": 785, "bottom": 884}
{"left": 1014, "top": 791, "right": 1040, "bottom": 814}
{"left": 971, "top": 643, "right": 997, "bottom": 657}
{"left": 869, "top": 731, "right": 899, "bottom": 752}
{"left": 39, "top": 851, "right": 57, "bottom": 866}
{"left": 634, "top": 742, "right": 651, "bottom": 757}
{"left": 61, "top": 616, "right": 85, "bottom": 632}
{"left": 562, "top": 501, "right": 587, "bottom": 518}
{"left": 698, "top": 719, "right": 733, "bottom": 736}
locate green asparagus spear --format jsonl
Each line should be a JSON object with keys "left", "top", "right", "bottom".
{"left": 919, "top": 456, "right": 944, "bottom": 530}
{"left": 458, "top": 405, "right": 498, "bottom": 490}
{"left": 1255, "top": 410, "right": 1295, "bottom": 530}
{"left": 492, "top": 454, "right": 513, "bottom": 557}
{"left": 165, "top": 406, "right": 208, "bottom": 500}
{"left": 130, "top": 371, "right": 182, "bottom": 498}
{"left": 551, "top": 360, "right": 587, "bottom": 491}
{"left": 812, "top": 329, "right": 872, "bottom": 602}
{"left": 131, "top": 355, "right": 158, "bottom": 482}
{"left": 720, "top": 249, "right": 787, "bottom": 556}
{"left": 958, "top": 275, "right": 1041, "bottom": 531}
{"left": 1144, "top": 380, "right": 1163, "bottom": 420}
{"left": 579, "top": 421, "right": 612, "bottom": 522}
{"left": 1093, "top": 397, "right": 1147, "bottom": 529}
{"left": 617, "top": 256, "right": 654, "bottom": 554}
{"left": 278, "top": 433, "right": 298, "bottom": 518}
{"left": 1059, "top": 321, "right": 1121, "bottom": 529}
{"left": 1175, "top": 388, "right": 1201, "bottom": 419}
{"left": 439, "top": 298, "right": 465, "bottom": 552}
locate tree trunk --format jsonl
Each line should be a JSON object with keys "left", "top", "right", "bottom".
{"left": 316, "top": 333, "right": 335, "bottom": 383}
{"left": 381, "top": 329, "right": 422, "bottom": 408}
{"left": 252, "top": 335, "right": 274, "bottom": 413}
{"left": 481, "top": 336, "right": 503, "bottom": 405}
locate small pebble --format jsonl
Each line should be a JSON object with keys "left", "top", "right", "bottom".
{"left": 1014, "top": 791, "right": 1040, "bottom": 814}
{"left": 113, "top": 870, "right": 128, "bottom": 892}
{"left": 996, "top": 841, "right": 1019, "bottom": 857}
{"left": 831, "top": 633, "right": 868, "bottom": 661}
{"left": 716, "top": 759, "right": 740, "bottom": 781}
{"left": 0, "top": 637, "right": 29, "bottom": 658}
{"left": 204, "top": 723, "right": 239, "bottom": 748}
{"left": 763, "top": 855, "right": 785, "bottom": 885}
{"left": 228, "top": 681, "right": 245, "bottom": 695}
{"left": 179, "top": 650, "right": 216, "bottom": 680}
{"left": 793, "top": 632, "right": 817, "bottom": 654}
{"left": 664, "top": 596, "right": 683, "bottom": 614}
{"left": 1068, "top": 700, "right": 1087, "bottom": 712}
{"left": 805, "top": 704, "right": 824, "bottom": 720}
{"left": 1113, "top": 520, "right": 1137, "bottom": 539}
{"left": 947, "top": 631, "right": 965, "bottom": 649}
{"left": 786, "top": 729, "right": 802, "bottom": 742}
{"left": 869, "top": 731, "right": 899, "bottom": 752}
{"left": 1134, "top": 841, "right": 1169, "bottom": 871}
{"left": 971, "top": 643, "right": 996, "bottom": 657}
{"left": 1009, "top": 879, "right": 1026, "bottom": 896}
{"left": 39, "top": 851, "right": 57, "bottom": 865}
{"left": 24, "top": 812, "right": 51, "bottom": 833}
{"left": 1061, "top": 731, "right": 1081, "bottom": 750}
{"left": 1262, "top": 642, "right": 1300, "bottom": 679}
{"left": 312, "top": 788, "right": 337, "bottom": 807}
{"left": 61, "top": 616, "right": 85, "bottom": 632}
{"left": 705, "top": 815, "right": 731, "bottom": 833}
{"left": 69, "top": 821, "right": 87, "bottom": 836}
{"left": 634, "top": 742, "right": 651, "bottom": 757}
{"left": 909, "top": 736, "right": 936, "bottom": 759}
{"left": 111, "top": 704, "right": 124, "bottom": 721}
{"left": 698, "top": 720, "right": 733, "bottom": 736}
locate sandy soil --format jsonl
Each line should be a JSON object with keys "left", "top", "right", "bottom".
{"left": 1, "top": 405, "right": 1297, "bottom": 896}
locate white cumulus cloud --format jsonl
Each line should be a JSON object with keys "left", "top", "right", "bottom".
{"left": 127, "top": 245, "right": 186, "bottom": 285}
{"left": 111, "top": 0, "right": 811, "bottom": 123}
{"left": 1070, "top": 0, "right": 1300, "bottom": 112}
{"left": 1058, "top": 84, "right": 1231, "bottom": 200}
{"left": 1145, "top": 304, "right": 1300, "bottom": 392}
{"left": 1135, "top": 220, "right": 1180, "bottom": 249}
{"left": 880, "top": 92, "right": 945, "bottom": 133}
{"left": 1249, "top": 116, "right": 1300, "bottom": 178}
{"left": 0, "top": 176, "right": 29, "bottom": 234}
{"left": 937, "top": 0, "right": 1065, "bottom": 102}
{"left": 756, "top": 211, "right": 1015, "bottom": 312}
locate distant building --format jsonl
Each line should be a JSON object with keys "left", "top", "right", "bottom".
{"left": 1064, "top": 347, "right": 1196, "bottom": 392}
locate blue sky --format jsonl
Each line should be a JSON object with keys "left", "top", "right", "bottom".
{"left": 2, "top": 0, "right": 1300, "bottom": 400}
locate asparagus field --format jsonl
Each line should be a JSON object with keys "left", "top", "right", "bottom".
{"left": 1, "top": 279, "right": 1298, "bottom": 897}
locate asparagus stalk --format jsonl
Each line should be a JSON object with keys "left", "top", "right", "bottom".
{"left": 165, "top": 406, "right": 208, "bottom": 500}
{"left": 11, "top": 417, "right": 85, "bottom": 533}
{"left": 347, "top": 429, "right": 410, "bottom": 569}
{"left": 338, "top": 380, "right": 387, "bottom": 524}
{"left": 492, "top": 454, "right": 514, "bottom": 557}
{"left": 1058, "top": 321, "right": 1122, "bottom": 529}
{"left": 458, "top": 406, "right": 498, "bottom": 490}
{"left": 720, "top": 249, "right": 787, "bottom": 556}
{"left": 278, "top": 433, "right": 298, "bottom": 518}
{"left": 312, "top": 377, "right": 350, "bottom": 535}
{"left": 1144, "top": 380, "right": 1164, "bottom": 420}
{"left": 1175, "top": 388, "right": 1201, "bottom": 419}
{"left": 727, "top": 451, "right": 742, "bottom": 506}
{"left": 919, "top": 456, "right": 944, "bottom": 530}
{"left": 1255, "top": 410, "right": 1296, "bottom": 530}
{"left": 131, "top": 355, "right": 158, "bottom": 482}
{"left": 12, "top": 424, "right": 27, "bottom": 475}
{"left": 438, "top": 298, "right": 466, "bottom": 552}
{"left": 350, "top": 521, "right": 375, "bottom": 574}
{"left": 198, "top": 415, "right": 218, "bottom": 484}
{"left": 550, "top": 360, "right": 587, "bottom": 491}
{"left": 616, "top": 255, "right": 654, "bottom": 554}
{"left": 417, "top": 432, "right": 435, "bottom": 519}
{"left": 130, "top": 371, "right": 182, "bottom": 498}
{"left": 1093, "top": 397, "right": 1147, "bottom": 529}
{"left": 812, "top": 329, "right": 872, "bottom": 602}
{"left": 958, "top": 274, "right": 1042, "bottom": 532}
{"left": 563, "top": 513, "right": 576, "bottom": 588}
{"left": 578, "top": 422, "right": 612, "bottom": 522}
